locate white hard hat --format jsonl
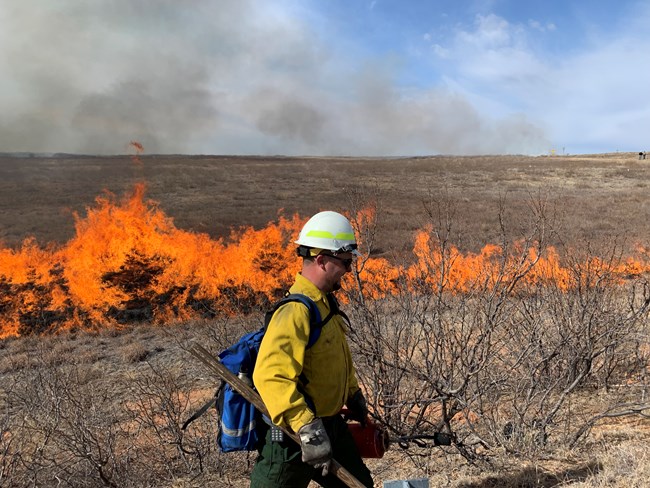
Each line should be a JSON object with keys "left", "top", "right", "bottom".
{"left": 295, "top": 211, "right": 359, "bottom": 254}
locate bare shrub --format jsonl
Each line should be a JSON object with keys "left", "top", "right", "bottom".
{"left": 492, "top": 243, "right": 650, "bottom": 452}
{"left": 1, "top": 357, "right": 128, "bottom": 486}
{"left": 344, "top": 192, "right": 650, "bottom": 469}
{"left": 0, "top": 338, "right": 252, "bottom": 487}
{"left": 123, "top": 362, "right": 210, "bottom": 478}
{"left": 0, "top": 407, "right": 20, "bottom": 485}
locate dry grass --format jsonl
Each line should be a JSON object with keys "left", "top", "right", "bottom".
{"left": 0, "top": 307, "right": 648, "bottom": 486}
{"left": 1, "top": 152, "right": 650, "bottom": 486}
{"left": 1, "top": 153, "right": 649, "bottom": 255}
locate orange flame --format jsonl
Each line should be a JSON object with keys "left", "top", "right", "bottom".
{"left": 129, "top": 141, "right": 144, "bottom": 166}
{"left": 1, "top": 185, "right": 649, "bottom": 338}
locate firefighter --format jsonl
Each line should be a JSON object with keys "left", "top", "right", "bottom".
{"left": 251, "top": 211, "right": 373, "bottom": 487}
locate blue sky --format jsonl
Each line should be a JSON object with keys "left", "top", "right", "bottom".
{"left": 1, "top": 0, "right": 649, "bottom": 156}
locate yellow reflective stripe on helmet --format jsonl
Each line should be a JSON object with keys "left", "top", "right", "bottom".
{"left": 305, "top": 230, "right": 355, "bottom": 240}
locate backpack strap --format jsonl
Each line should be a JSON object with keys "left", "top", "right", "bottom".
{"left": 272, "top": 293, "right": 339, "bottom": 348}
{"left": 325, "top": 293, "right": 350, "bottom": 326}
{"left": 181, "top": 381, "right": 224, "bottom": 431}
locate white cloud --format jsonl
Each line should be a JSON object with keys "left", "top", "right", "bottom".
{"left": 528, "top": 19, "right": 556, "bottom": 32}
{"left": 541, "top": 33, "right": 650, "bottom": 151}
{"left": 431, "top": 44, "right": 451, "bottom": 58}
{"left": 457, "top": 13, "right": 515, "bottom": 48}
{"left": 424, "top": 5, "right": 650, "bottom": 153}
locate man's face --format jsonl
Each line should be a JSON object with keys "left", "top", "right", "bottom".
{"left": 320, "top": 252, "right": 354, "bottom": 291}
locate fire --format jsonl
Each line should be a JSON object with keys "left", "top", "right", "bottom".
{"left": 129, "top": 141, "right": 144, "bottom": 166}
{"left": 130, "top": 141, "right": 144, "bottom": 152}
{"left": 0, "top": 185, "right": 648, "bottom": 338}
{"left": 0, "top": 184, "right": 303, "bottom": 337}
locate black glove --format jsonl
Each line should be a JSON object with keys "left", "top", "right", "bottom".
{"left": 346, "top": 390, "right": 369, "bottom": 426}
{"left": 433, "top": 432, "right": 453, "bottom": 446}
{"left": 298, "top": 418, "right": 332, "bottom": 476}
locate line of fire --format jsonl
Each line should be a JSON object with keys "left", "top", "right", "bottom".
{"left": 1, "top": 182, "right": 649, "bottom": 339}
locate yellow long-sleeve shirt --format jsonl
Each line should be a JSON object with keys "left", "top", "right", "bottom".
{"left": 252, "top": 273, "right": 360, "bottom": 433}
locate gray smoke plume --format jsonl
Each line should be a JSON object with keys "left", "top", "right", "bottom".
{"left": 0, "top": 0, "right": 548, "bottom": 155}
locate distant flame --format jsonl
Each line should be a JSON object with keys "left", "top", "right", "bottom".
{"left": 0, "top": 185, "right": 648, "bottom": 338}
{"left": 129, "top": 141, "right": 144, "bottom": 166}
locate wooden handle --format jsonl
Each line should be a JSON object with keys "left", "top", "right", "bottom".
{"left": 188, "top": 343, "right": 367, "bottom": 488}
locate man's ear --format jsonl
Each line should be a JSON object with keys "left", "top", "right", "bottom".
{"left": 314, "top": 254, "right": 327, "bottom": 269}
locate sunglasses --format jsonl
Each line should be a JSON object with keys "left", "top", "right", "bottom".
{"left": 322, "top": 253, "right": 354, "bottom": 269}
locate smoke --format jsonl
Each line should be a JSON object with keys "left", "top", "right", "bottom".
{"left": 0, "top": 0, "right": 549, "bottom": 155}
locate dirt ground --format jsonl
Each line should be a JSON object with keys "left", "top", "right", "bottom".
{"left": 1, "top": 152, "right": 649, "bottom": 255}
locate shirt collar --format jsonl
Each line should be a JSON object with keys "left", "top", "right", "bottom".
{"left": 290, "top": 273, "right": 327, "bottom": 303}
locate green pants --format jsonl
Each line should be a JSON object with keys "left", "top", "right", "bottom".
{"left": 250, "top": 415, "right": 374, "bottom": 488}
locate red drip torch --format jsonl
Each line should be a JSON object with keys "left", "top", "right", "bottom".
{"left": 340, "top": 409, "right": 390, "bottom": 458}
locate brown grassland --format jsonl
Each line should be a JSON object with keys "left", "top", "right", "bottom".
{"left": 1, "top": 152, "right": 649, "bottom": 254}
{"left": 1, "top": 152, "right": 650, "bottom": 487}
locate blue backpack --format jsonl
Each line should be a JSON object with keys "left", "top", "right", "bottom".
{"left": 182, "top": 293, "right": 340, "bottom": 452}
